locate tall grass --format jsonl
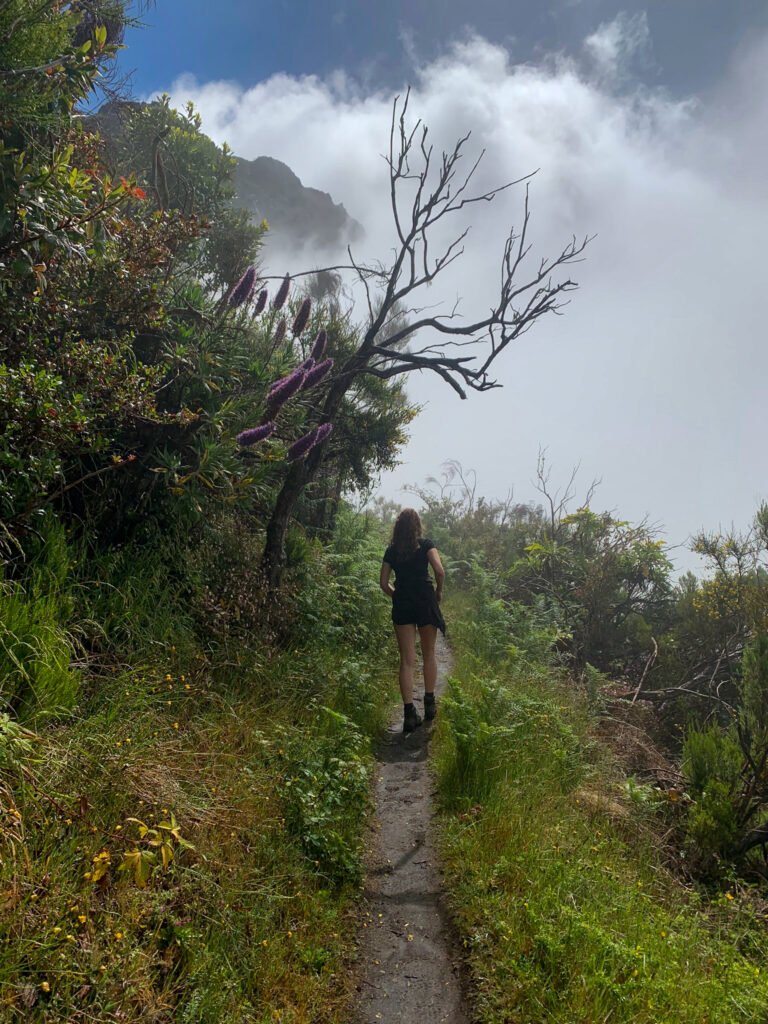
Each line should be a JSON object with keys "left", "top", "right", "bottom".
{"left": 0, "top": 508, "right": 397, "bottom": 1022}
{"left": 0, "top": 519, "right": 79, "bottom": 719}
{"left": 434, "top": 589, "right": 768, "bottom": 1023}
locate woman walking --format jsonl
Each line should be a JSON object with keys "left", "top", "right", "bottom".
{"left": 380, "top": 509, "right": 446, "bottom": 733}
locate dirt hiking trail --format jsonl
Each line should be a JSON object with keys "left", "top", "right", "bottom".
{"left": 355, "top": 637, "right": 469, "bottom": 1023}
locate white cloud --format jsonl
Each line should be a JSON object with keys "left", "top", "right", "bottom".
{"left": 160, "top": 31, "right": 768, "bottom": 567}
{"left": 583, "top": 12, "right": 652, "bottom": 82}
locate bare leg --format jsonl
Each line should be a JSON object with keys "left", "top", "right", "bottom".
{"left": 419, "top": 625, "right": 438, "bottom": 695}
{"left": 394, "top": 624, "right": 417, "bottom": 704}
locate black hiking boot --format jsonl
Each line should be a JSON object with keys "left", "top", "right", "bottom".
{"left": 424, "top": 693, "right": 437, "bottom": 722}
{"left": 403, "top": 703, "right": 422, "bottom": 734}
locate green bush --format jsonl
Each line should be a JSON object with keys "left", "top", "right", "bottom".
{"left": 0, "top": 712, "right": 35, "bottom": 773}
{"left": 281, "top": 706, "right": 371, "bottom": 885}
{"left": 76, "top": 534, "right": 200, "bottom": 665}
{"left": 681, "top": 638, "right": 768, "bottom": 870}
{"left": 682, "top": 725, "right": 742, "bottom": 797}
{"left": 438, "top": 674, "right": 584, "bottom": 808}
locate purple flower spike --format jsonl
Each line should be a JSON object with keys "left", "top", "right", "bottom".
{"left": 310, "top": 330, "right": 327, "bottom": 361}
{"left": 286, "top": 422, "right": 334, "bottom": 462}
{"left": 266, "top": 368, "right": 306, "bottom": 414}
{"left": 286, "top": 427, "right": 319, "bottom": 462}
{"left": 253, "top": 289, "right": 268, "bottom": 314}
{"left": 274, "top": 318, "right": 287, "bottom": 345}
{"left": 301, "top": 358, "right": 334, "bottom": 390}
{"left": 298, "top": 356, "right": 315, "bottom": 373}
{"left": 237, "top": 421, "right": 275, "bottom": 447}
{"left": 314, "top": 422, "right": 333, "bottom": 445}
{"left": 229, "top": 266, "right": 257, "bottom": 307}
{"left": 292, "top": 297, "right": 312, "bottom": 337}
{"left": 272, "top": 274, "right": 290, "bottom": 310}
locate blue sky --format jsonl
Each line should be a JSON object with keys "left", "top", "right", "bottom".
{"left": 123, "top": 0, "right": 767, "bottom": 99}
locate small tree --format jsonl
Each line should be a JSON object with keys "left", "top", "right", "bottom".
{"left": 682, "top": 635, "right": 768, "bottom": 873}
{"left": 481, "top": 454, "right": 672, "bottom": 675}
{"left": 653, "top": 506, "right": 768, "bottom": 712}
{"left": 261, "top": 93, "right": 591, "bottom": 583}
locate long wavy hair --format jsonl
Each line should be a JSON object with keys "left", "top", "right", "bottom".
{"left": 391, "top": 508, "right": 422, "bottom": 559}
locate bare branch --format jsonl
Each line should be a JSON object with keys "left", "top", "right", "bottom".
{"left": 364, "top": 357, "right": 469, "bottom": 399}
{"left": 347, "top": 244, "right": 374, "bottom": 323}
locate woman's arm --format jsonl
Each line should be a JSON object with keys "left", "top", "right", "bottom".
{"left": 427, "top": 548, "right": 445, "bottom": 602}
{"left": 380, "top": 561, "right": 395, "bottom": 598}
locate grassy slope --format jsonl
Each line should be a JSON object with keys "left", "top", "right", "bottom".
{"left": 1, "top": 519, "right": 396, "bottom": 1023}
{"left": 434, "top": 591, "right": 768, "bottom": 1024}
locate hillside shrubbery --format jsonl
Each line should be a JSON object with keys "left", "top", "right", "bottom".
{"left": 408, "top": 459, "right": 768, "bottom": 881}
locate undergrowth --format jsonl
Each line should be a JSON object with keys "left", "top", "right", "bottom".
{"left": 0, "top": 510, "right": 395, "bottom": 1022}
{"left": 434, "top": 588, "right": 768, "bottom": 1023}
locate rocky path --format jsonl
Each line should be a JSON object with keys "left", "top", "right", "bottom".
{"left": 355, "top": 638, "right": 469, "bottom": 1024}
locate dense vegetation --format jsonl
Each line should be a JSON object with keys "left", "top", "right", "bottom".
{"left": 2, "top": 3, "right": 767, "bottom": 1022}
{"left": 398, "top": 461, "right": 767, "bottom": 1021}
{"left": 1, "top": 4, "right": 407, "bottom": 1019}
{"left": 408, "top": 460, "right": 768, "bottom": 880}
{"left": 432, "top": 580, "right": 768, "bottom": 1022}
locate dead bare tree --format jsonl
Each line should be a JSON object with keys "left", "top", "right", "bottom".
{"left": 262, "top": 91, "right": 592, "bottom": 583}
{"left": 534, "top": 448, "right": 600, "bottom": 544}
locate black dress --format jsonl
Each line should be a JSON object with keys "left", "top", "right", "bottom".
{"left": 382, "top": 538, "right": 446, "bottom": 634}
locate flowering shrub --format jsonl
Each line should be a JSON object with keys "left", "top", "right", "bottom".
{"left": 310, "top": 330, "right": 328, "bottom": 361}
{"left": 292, "top": 297, "right": 312, "bottom": 337}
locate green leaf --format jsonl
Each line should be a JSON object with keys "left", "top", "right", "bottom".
{"left": 120, "top": 848, "right": 157, "bottom": 888}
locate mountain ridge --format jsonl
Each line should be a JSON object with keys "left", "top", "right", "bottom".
{"left": 233, "top": 154, "right": 363, "bottom": 253}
